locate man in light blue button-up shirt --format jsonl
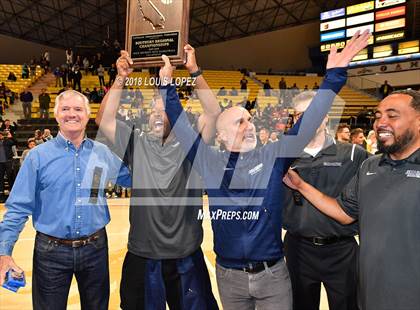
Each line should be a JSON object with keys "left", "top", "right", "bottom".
{"left": 0, "top": 90, "right": 130, "bottom": 310}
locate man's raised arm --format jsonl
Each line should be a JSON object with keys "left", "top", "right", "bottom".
{"left": 274, "top": 30, "right": 371, "bottom": 159}
{"left": 95, "top": 51, "right": 133, "bottom": 144}
{"left": 184, "top": 44, "right": 221, "bottom": 143}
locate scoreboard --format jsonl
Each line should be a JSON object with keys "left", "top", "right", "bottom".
{"left": 319, "top": 0, "right": 420, "bottom": 66}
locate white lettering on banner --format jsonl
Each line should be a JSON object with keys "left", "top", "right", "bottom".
{"left": 405, "top": 170, "right": 420, "bottom": 179}
{"left": 323, "top": 162, "right": 342, "bottom": 167}
{"left": 320, "top": 8, "right": 345, "bottom": 21}
{"left": 197, "top": 209, "right": 260, "bottom": 221}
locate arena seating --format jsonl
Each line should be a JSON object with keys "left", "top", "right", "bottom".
{"left": 27, "top": 69, "right": 379, "bottom": 125}
{"left": 30, "top": 69, "right": 259, "bottom": 118}
{"left": 0, "top": 64, "right": 43, "bottom": 94}
{"left": 14, "top": 119, "right": 100, "bottom": 155}
{"left": 254, "top": 74, "right": 379, "bottom": 122}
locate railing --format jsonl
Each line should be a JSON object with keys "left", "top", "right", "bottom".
{"left": 347, "top": 75, "right": 381, "bottom": 99}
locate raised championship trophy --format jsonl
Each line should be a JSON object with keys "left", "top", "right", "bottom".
{"left": 126, "top": 0, "right": 190, "bottom": 67}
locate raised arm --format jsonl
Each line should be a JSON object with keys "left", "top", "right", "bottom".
{"left": 283, "top": 169, "right": 355, "bottom": 225}
{"left": 95, "top": 51, "right": 133, "bottom": 144}
{"left": 271, "top": 30, "right": 371, "bottom": 159}
{"left": 184, "top": 44, "right": 221, "bottom": 143}
{"left": 159, "top": 55, "right": 219, "bottom": 179}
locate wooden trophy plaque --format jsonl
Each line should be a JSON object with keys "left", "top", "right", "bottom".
{"left": 126, "top": 0, "right": 190, "bottom": 68}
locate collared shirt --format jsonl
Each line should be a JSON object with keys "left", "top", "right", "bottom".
{"left": 338, "top": 148, "right": 420, "bottom": 310}
{"left": 283, "top": 137, "right": 369, "bottom": 237}
{"left": 0, "top": 133, "right": 131, "bottom": 256}
{"left": 112, "top": 121, "right": 203, "bottom": 259}
{"left": 162, "top": 67, "right": 348, "bottom": 268}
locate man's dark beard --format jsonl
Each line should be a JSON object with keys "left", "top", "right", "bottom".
{"left": 377, "top": 129, "right": 415, "bottom": 155}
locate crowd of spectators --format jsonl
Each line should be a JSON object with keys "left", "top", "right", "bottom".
{"left": 1, "top": 51, "right": 396, "bottom": 193}
{"left": 51, "top": 47, "right": 121, "bottom": 104}
{"left": 208, "top": 76, "right": 384, "bottom": 155}
{"left": 1, "top": 52, "right": 50, "bottom": 118}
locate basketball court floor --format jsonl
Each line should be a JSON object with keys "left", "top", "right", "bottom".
{"left": 0, "top": 197, "right": 330, "bottom": 309}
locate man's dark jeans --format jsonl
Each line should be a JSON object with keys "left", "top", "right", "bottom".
{"left": 32, "top": 230, "right": 109, "bottom": 310}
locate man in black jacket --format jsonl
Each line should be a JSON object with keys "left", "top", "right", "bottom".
{"left": 0, "top": 131, "right": 17, "bottom": 202}
{"left": 38, "top": 88, "right": 51, "bottom": 119}
{"left": 20, "top": 89, "right": 33, "bottom": 119}
{"left": 73, "top": 68, "right": 83, "bottom": 92}
{"left": 379, "top": 80, "right": 393, "bottom": 99}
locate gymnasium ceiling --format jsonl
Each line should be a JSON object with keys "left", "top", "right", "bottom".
{"left": 0, "top": 0, "right": 379, "bottom": 49}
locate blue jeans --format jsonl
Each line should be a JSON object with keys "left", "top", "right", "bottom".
{"left": 32, "top": 230, "right": 109, "bottom": 310}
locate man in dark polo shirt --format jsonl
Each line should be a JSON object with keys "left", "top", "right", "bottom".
{"left": 96, "top": 46, "right": 219, "bottom": 309}
{"left": 283, "top": 91, "right": 369, "bottom": 310}
{"left": 284, "top": 89, "right": 420, "bottom": 310}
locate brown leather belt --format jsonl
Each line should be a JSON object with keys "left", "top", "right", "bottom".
{"left": 37, "top": 229, "right": 105, "bottom": 248}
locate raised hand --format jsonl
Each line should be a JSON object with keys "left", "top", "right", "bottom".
{"left": 184, "top": 44, "right": 199, "bottom": 74}
{"left": 326, "top": 30, "right": 371, "bottom": 69}
{"left": 159, "top": 55, "right": 174, "bottom": 85}
{"left": 116, "top": 50, "right": 134, "bottom": 78}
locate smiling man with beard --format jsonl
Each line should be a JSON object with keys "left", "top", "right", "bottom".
{"left": 284, "top": 90, "right": 420, "bottom": 310}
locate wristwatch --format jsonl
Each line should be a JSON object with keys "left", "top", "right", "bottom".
{"left": 189, "top": 68, "right": 202, "bottom": 78}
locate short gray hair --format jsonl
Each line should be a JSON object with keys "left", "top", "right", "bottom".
{"left": 293, "top": 91, "right": 317, "bottom": 111}
{"left": 54, "top": 90, "right": 91, "bottom": 115}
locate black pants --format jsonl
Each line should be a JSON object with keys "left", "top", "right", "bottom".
{"left": 99, "top": 76, "right": 105, "bottom": 87}
{"left": 284, "top": 232, "right": 359, "bottom": 310}
{"left": 0, "top": 161, "right": 14, "bottom": 194}
{"left": 120, "top": 252, "right": 182, "bottom": 310}
{"left": 74, "top": 79, "right": 81, "bottom": 92}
